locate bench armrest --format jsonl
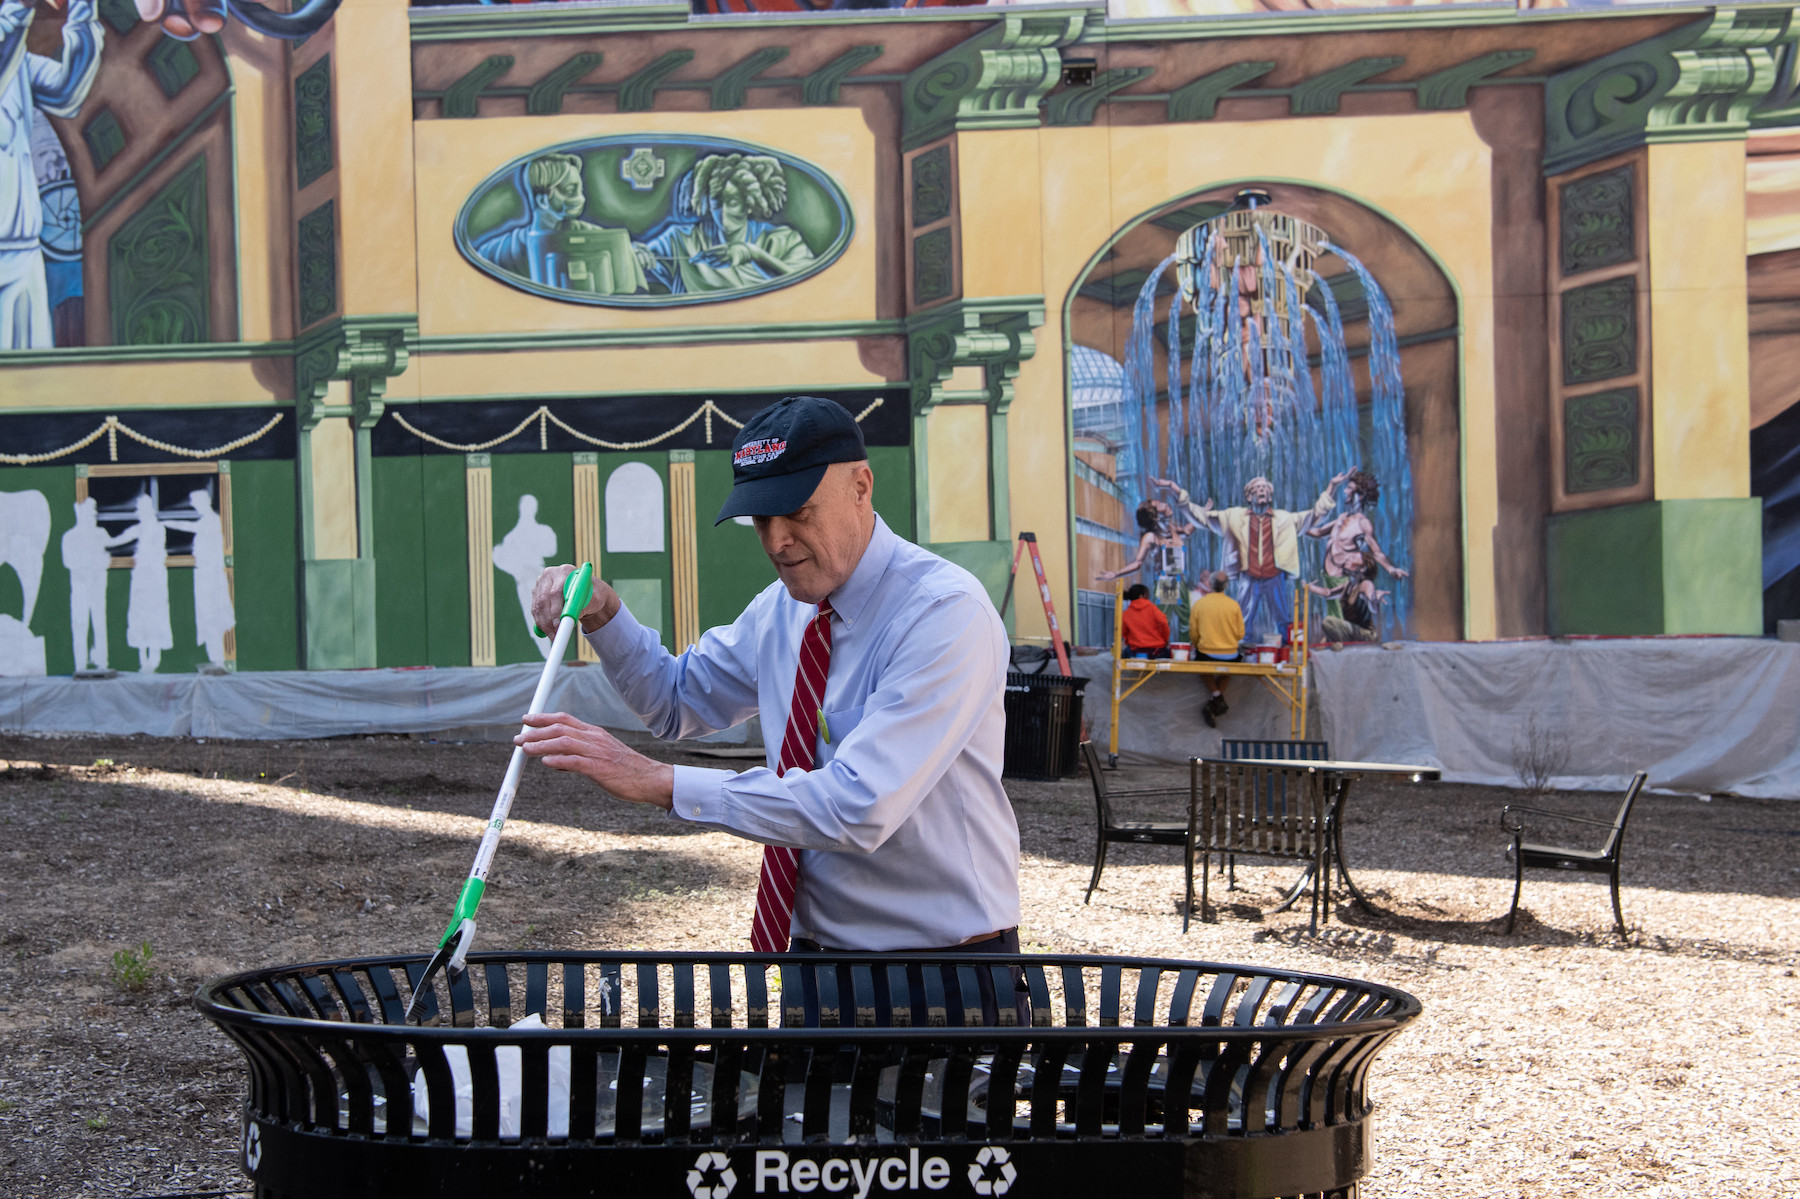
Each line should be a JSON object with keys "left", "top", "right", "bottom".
{"left": 1107, "top": 786, "right": 1192, "bottom": 799}
{"left": 1500, "top": 804, "right": 1617, "bottom": 834}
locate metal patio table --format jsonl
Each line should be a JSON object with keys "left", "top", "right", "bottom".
{"left": 1205, "top": 759, "right": 1441, "bottom": 913}
{"left": 196, "top": 950, "right": 1421, "bottom": 1199}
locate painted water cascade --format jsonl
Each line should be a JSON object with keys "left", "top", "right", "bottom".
{"left": 1119, "top": 194, "right": 1415, "bottom": 640}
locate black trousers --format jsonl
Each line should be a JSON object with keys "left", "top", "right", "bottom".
{"left": 785, "top": 929, "right": 1031, "bottom": 1027}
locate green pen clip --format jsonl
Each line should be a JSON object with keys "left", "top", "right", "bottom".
{"left": 819, "top": 708, "right": 830, "bottom": 744}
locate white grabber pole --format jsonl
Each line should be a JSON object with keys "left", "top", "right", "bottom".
{"left": 405, "top": 562, "right": 594, "bottom": 1022}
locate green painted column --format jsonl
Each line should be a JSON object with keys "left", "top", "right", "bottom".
{"left": 1546, "top": 499, "right": 1762, "bottom": 635}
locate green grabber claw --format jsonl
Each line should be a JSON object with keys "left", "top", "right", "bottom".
{"left": 534, "top": 563, "right": 595, "bottom": 637}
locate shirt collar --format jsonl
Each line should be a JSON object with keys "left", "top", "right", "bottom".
{"left": 827, "top": 514, "right": 896, "bottom": 632}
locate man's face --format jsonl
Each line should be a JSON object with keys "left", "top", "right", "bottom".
{"left": 753, "top": 463, "right": 875, "bottom": 605}
{"left": 537, "top": 170, "right": 585, "bottom": 221}
{"left": 1341, "top": 479, "right": 1362, "bottom": 508}
{"left": 1245, "top": 479, "right": 1274, "bottom": 511}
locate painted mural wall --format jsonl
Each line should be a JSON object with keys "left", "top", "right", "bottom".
{"left": 0, "top": 0, "right": 1795, "bottom": 681}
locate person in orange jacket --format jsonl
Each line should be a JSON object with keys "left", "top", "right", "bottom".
{"left": 1119, "top": 583, "right": 1171, "bottom": 660}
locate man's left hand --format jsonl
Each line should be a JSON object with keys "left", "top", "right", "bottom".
{"left": 515, "top": 712, "right": 673, "bottom": 810}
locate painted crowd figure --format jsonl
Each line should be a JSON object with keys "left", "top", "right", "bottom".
{"left": 0, "top": 0, "right": 101, "bottom": 349}
{"left": 492, "top": 494, "right": 558, "bottom": 660}
{"left": 60, "top": 497, "right": 109, "bottom": 671}
{"left": 634, "top": 154, "right": 814, "bottom": 295}
{"left": 164, "top": 488, "right": 234, "bottom": 665}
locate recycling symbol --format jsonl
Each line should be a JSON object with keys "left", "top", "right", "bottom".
{"left": 687, "top": 1150, "right": 737, "bottom": 1199}
{"left": 242, "top": 1122, "right": 262, "bottom": 1173}
{"left": 968, "top": 1145, "right": 1017, "bottom": 1196}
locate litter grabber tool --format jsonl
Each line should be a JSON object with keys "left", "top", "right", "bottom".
{"left": 404, "top": 562, "right": 594, "bottom": 1023}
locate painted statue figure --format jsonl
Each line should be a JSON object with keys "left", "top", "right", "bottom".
{"left": 491, "top": 494, "right": 558, "bottom": 660}
{"left": 0, "top": 0, "right": 101, "bottom": 349}
{"left": 163, "top": 487, "right": 233, "bottom": 664}
{"left": 633, "top": 153, "right": 814, "bottom": 295}
{"left": 1304, "top": 466, "right": 1407, "bottom": 639}
{"left": 60, "top": 496, "right": 110, "bottom": 670}
{"left": 110, "top": 493, "right": 172, "bottom": 673}
{"left": 1155, "top": 472, "right": 1338, "bottom": 643}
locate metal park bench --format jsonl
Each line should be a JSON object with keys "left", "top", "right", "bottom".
{"left": 1191, "top": 759, "right": 1334, "bottom": 931}
{"left": 1078, "top": 740, "right": 1199, "bottom": 931}
{"left": 1502, "top": 771, "right": 1648, "bottom": 940}
{"left": 196, "top": 949, "right": 1422, "bottom": 1199}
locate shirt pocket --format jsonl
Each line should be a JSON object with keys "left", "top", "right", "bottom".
{"left": 814, "top": 703, "right": 865, "bottom": 767}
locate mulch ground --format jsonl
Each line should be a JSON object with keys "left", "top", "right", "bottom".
{"left": 0, "top": 732, "right": 1794, "bottom": 1199}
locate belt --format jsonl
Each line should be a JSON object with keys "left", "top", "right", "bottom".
{"left": 792, "top": 928, "right": 1013, "bottom": 954}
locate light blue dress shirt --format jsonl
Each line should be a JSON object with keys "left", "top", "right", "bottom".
{"left": 585, "top": 515, "right": 1020, "bottom": 951}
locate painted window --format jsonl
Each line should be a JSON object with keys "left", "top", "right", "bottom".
{"left": 605, "top": 462, "right": 664, "bottom": 554}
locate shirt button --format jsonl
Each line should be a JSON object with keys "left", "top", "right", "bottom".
{"left": 691, "top": 805, "right": 702, "bottom": 817}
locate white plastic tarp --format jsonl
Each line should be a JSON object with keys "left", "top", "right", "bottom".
{"left": 1309, "top": 639, "right": 1800, "bottom": 799}
{"left": 1, "top": 662, "right": 754, "bottom": 745}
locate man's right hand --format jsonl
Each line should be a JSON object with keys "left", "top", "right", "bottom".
{"left": 531, "top": 564, "right": 620, "bottom": 636}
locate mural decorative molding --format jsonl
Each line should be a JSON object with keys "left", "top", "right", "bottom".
{"left": 444, "top": 55, "right": 514, "bottom": 119}
{"left": 1559, "top": 165, "right": 1635, "bottom": 277}
{"left": 907, "top": 297, "right": 1044, "bottom": 416}
{"left": 910, "top": 144, "right": 952, "bottom": 228}
{"left": 1561, "top": 276, "right": 1637, "bottom": 387}
{"left": 294, "top": 55, "right": 333, "bottom": 189}
{"left": 913, "top": 227, "right": 955, "bottom": 307}
{"left": 296, "top": 200, "right": 338, "bottom": 329}
{"left": 1545, "top": 8, "right": 1797, "bottom": 175}
{"left": 1565, "top": 387, "right": 1641, "bottom": 494}
{"left": 620, "top": 50, "right": 696, "bottom": 113}
{"left": 1416, "top": 49, "right": 1536, "bottom": 111}
{"left": 710, "top": 46, "right": 788, "bottom": 110}
{"left": 294, "top": 315, "right": 418, "bottom": 430}
{"left": 900, "top": 11, "right": 1088, "bottom": 149}
{"left": 1167, "top": 61, "right": 1274, "bottom": 123}
{"left": 1046, "top": 66, "right": 1154, "bottom": 127}
{"left": 1290, "top": 56, "right": 1404, "bottom": 116}
{"left": 108, "top": 156, "right": 210, "bottom": 348}
{"left": 526, "top": 51, "right": 602, "bottom": 116}
{"left": 802, "top": 45, "right": 884, "bottom": 107}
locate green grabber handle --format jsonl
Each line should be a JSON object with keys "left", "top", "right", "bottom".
{"left": 435, "top": 563, "right": 594, "bottom": 951}
{"left": 405, "top": 566, "right": 589, "bottom": 1019}
{"left": 535, "top": 561, "right": 595, "bottom": 637}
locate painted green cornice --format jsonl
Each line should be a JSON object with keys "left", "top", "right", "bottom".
{"left": 1418, "top": 48, "right": 1536, "bottom": 110}
{"left": 1046, "top": 66, "right": 1153, "bottom": 126}
{"left": 901, "top": 12, "right": 1088, "bottom": 149}
{"left": 409, "top": 1, "right": 688, "bottom": 42}
{"left": 712, "top": 46, "right": 788, "bottom": 110}
{"left": 527, "top": 52, "right": 603, "bottom": 116}
{"left": 1291, "top": 55, "right": 1404, "bottom": 115}
{"left": 444, "top": 55, "right": 513, "bottom": 119}
{"left": 621, "top": 50, "right": 696, "bottom": 112}
{"left": 1545, "top": 7, "right": 1796, "bottom": 174}
{"left": 1167, "top": 61, "right": 1273, "bottom": 122}
{"left": 295, "top": 315, "right": 418, "bottom": 431}
{"left": 417, "top": 318, "right": 902, "bottom": 356}
{"left": 803, "top": 45, "right": 885, "bottom": 106}
{"left": 907, "top": 297, "right": 1045, "bottom": 416}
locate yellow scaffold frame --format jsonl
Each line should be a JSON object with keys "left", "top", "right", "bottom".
{"left": 1107, "top": 579, "right": 1311, "bottom": 766}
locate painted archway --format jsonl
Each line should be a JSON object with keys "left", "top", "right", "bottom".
{"left": 1065, "top": 181, "right": 1465, "bottom": 644}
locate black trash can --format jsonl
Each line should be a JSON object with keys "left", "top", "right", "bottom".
{"left": 196, "top": 950, "right": 1421, "bottom": 1199}
{"left": 1003, "top": 670, "right": 1087, "bottom": 780}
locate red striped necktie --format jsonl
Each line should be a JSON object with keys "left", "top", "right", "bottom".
{"left": 750, "top": 599, "right": 833, "bottom": 954}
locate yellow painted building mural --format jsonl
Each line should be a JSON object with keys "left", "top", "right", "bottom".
{"left": 1, "top": 0, "right": 1795, "bottom": 679}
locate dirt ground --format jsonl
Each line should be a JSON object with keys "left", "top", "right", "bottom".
{"left": 0, "top": 732, "right": 1795, "bottom": 1199}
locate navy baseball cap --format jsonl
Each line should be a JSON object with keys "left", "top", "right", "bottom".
{"left": 715, "top": 396, "right": 866, "bottom": 525}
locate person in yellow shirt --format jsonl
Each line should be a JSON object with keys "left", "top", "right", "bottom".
{"left": 1190, "top": 570, "right": 1245, "bottom": 728}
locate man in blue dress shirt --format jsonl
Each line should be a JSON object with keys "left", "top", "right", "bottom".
{"left": 519, "top": 396, "right": 1020, "bottom": 956}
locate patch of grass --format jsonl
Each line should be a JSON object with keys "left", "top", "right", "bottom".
{"left": 0, "top": 1097, "right": 17, "bottom": 1113}
{"left": 91, "top": 758, "right": 113, "bottom": 768}
{"left": 85, "top": 1114, "right": 107, "bottom": 1131}
{"left": 108, "top": 941, "right": 154, "bottom": 993}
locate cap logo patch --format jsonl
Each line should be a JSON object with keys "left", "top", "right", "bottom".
{"left": 735, "top": 438, "right": 787, "bottom": 467}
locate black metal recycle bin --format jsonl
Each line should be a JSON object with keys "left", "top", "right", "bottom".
{"left": 195, "top": 950, "right": 1419, "bottom": 1199}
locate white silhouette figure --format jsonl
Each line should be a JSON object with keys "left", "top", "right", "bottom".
{"left": 60, "top": 496, "right": 110, "bottom": 670}
{"left": 0, "top": 488, "right": 49, "bottom": 675}
{"left": 110, "top": 492, "right": 172, "bottom": 673}
{"left": 491, "top": 494, "right": 558, "bottom": 659}
{"left": 163, "top": 488, "right": 234, "bottom": 665}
